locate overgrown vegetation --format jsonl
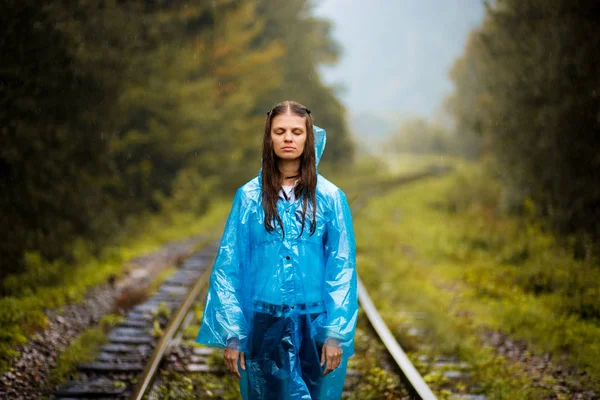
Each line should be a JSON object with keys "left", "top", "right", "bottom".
{"left": 354, "top": 160, "right": 600, "bottom": 398}
{"left": 152, "top": 302, "right": 239, "bottom": 398}
{"left": 345, "top": 311, "right": 408, "bottom": 400}
{"left": 0, "top": 201, "right": 230, "bottom": 373}
{"left": 1, "top": 0, "right": 353, "bottom": 280}
{"left": 150, "top": 369, "right": 240, "bottom": 400}
{"left": 382, "top": 118, "right": 481, "bottom": 160}
{"left": 446, "top": 0, "right": 600, "bottom": 255}
{"left": 49, "top": 313, "right": 124, "bottom": 386}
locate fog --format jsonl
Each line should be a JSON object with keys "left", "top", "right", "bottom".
{"left": 314, "top": 0, "right": 485, "bottom": 138}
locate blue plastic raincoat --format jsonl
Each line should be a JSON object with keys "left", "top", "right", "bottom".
{"left": 196, "top": 125, "right": 358, "bottom": 399}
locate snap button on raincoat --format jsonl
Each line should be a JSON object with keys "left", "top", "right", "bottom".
{"left": 196, "top": 125, "right": 358, "bottom": 399}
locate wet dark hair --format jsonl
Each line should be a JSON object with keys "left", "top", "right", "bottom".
{"left": 262, "top": 100, "right": 317, "bottom": 237}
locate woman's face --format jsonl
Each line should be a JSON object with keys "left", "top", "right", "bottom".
{"left": 270, "top": 113, "right": 307, "bottom": 161}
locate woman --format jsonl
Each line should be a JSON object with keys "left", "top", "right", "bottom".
{"left": 196, "top": 100, "right": 358, "bottom": 399}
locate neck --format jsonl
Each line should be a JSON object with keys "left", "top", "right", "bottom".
{"left": 278, "top": 159, "right": 300, "bottom": 185}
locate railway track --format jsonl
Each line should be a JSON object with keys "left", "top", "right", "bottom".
{"left": 54, "top": 244, "right": 218, "bottom": 399}
{"left": 55, "top": 167, "right": 452, "bottom": 400}
{"left": 54, "top": 243, "right": 436, "bottom": 400}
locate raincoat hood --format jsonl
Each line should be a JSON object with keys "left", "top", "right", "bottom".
{"left": 314, "top": 124, "right": 326, "bottom": 168}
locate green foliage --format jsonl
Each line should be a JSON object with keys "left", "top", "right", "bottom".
{"left": 148, "top": 267, "right": 178, "bottom": 296}
{"left": 354, "top": 160, "right": 600, "bottom": 396}
{"left": 1, "top": 0, "right": 354, "bottom": 280}
{"left": 154, "top": 302, "right": 172, "bottom": 321}
{"left": 0, "top": 201, "right": 229, "bottom": 373}
{"left": 346, "top": 318, "right": 407, "bottom": 400}
{"left": 49, "top": 313, "right": 122, "bottom": 386}
{"left": 467, "top": 350, "right": 543, "bottom": 400}
{"left": 383, "top": 118, "right": 458, "bottom": 156}
{"left": 436, "top": 156, "right": 503, "bottom": 214}
{"left": 0, "top": 327, "right": 28, "bottom": 372}
{"left": 447, "top": 0, "right": 600, "bottom": 255}
{"left": 152, "top": 319, "right": 164, "bottom": 338}
{"left": 443, "top": 164, "right": 600, "bottom": 323}
{"left": 182, "top": 303, "right": 205, "bottom": 342}
{"left": 99, "top": 313, "right": 125, "bottom": 328}
{"left": 152, "top": 369, "right": 240, "bottom": 400}
{"left": 324, "top": 154, "right": 393, "bottom": 197}
{"left": 158, "top": 168, "right": 216, "bottom": 217}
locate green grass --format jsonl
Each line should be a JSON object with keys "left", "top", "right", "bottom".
{"left": 354, "top": 158, "right": 600, "bottom": 398}
{"left": 346, "top": 309, "right": 408, "bottom": 399}
{"left": 49, "top": 313, "right": 124, "bottom": 386}
{"left": 0, "top": 201, "right": 231, "bottom": 373}
{"left": 151, "top": 369, "right": 241, "bottom": 400}
{"left": 385, "top": 152, "right": 463, "bottom": 176}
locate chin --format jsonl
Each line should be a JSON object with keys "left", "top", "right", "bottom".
{"left": 277, "top": 153, "right": 300, "bottom": 160}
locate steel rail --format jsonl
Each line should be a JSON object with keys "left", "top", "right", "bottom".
{"left": 357, "top": 276, "right": 437, "bottom": 400}
{"left": 350, "top": 166, "right": 443, "bottom": 399}
{"left": 130, "top": 264, "right": 213, "bottom": 400}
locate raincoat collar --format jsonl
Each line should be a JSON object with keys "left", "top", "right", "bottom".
{"left": 257, "top": 125, "right": 326, "bottom": 184}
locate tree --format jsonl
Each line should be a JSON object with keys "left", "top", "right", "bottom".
{"left": 383, "top": 117, "right": 455, "bottom": 156}
{"left": 448, "top": 0, "right": 600, "bottom": 252}
{"left": 0, "top": 0, "right": 352, "bottom": 279}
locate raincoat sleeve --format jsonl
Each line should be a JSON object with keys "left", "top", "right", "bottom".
{"left": 320, "top": 188, "right": 358, "bottom": 354}
{"left": 196, "top": 188, "right": 249, "bottom": 352}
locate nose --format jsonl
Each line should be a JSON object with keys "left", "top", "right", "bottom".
{"left": 283, "top": 131, "right": 293, "bottom": 142}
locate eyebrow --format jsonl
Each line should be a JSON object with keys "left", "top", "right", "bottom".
{"left": 273, "top": 126, "right": 305, "bottom": 131}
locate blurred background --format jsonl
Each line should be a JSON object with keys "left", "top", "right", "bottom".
{"left": 1, "top": 0, "right": 599, "bottom": 398}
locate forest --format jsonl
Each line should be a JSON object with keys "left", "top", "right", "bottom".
{"left": 446, "top": 0, "right": 600, "bottom": 256}
{"left": 1, "top": 0, "right": 353, "bottom": 280}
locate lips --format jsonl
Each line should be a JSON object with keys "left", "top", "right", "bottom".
{"left": 282, "top": 147, "right": 295, "bottom": 150}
